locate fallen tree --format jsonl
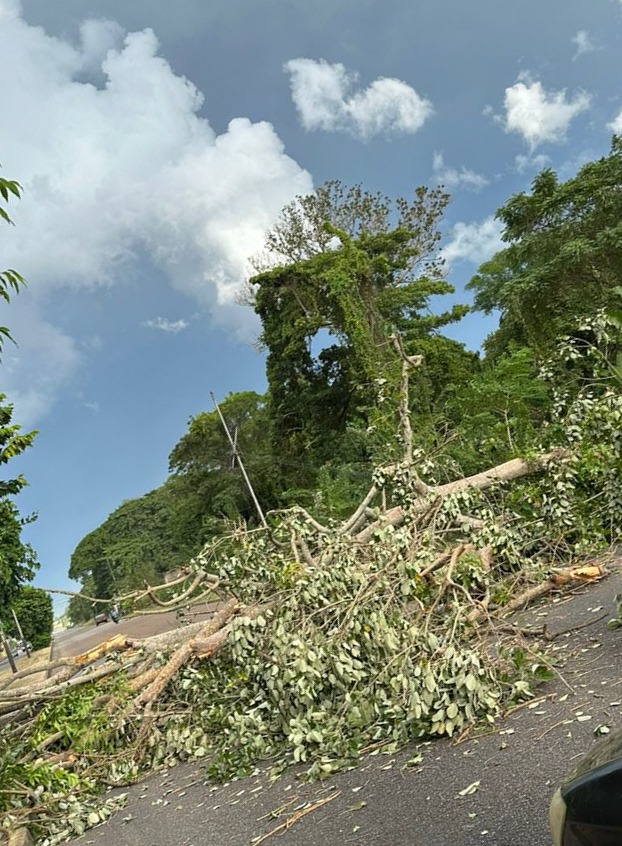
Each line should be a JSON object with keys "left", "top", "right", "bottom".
{"left": 0, "top": 446, "right": 611, "bottom": 842}
{"left": 2, "top": 325, "right": 622, "bottom": 845}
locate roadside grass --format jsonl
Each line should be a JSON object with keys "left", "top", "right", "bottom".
{"left": 0, "top": 645, "right": 52, "bottom": 687}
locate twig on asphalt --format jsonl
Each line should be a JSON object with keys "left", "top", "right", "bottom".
{"left": 252, "top": 792, "right": 340, "bottom": 844}
{"left": 545, "top": 612, "right": 609, "bottom": 640}
{"left": 536, "top": 719, "right": 574, "bottom": 741}
{"left": 504, "top": 692, "right": 557, "bottom": 717}
{"left": 257, "top": 797, "right": 300, "bottom": 822}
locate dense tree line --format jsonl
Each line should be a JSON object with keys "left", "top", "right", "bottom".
{"left": 0, "top": 171, "right": 49, "bottom": 648}
{"left": 66, "top": 138, "right": 622, "bottom": 623}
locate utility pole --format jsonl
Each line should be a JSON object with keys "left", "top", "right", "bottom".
{"left": 210, "top": 392, "right": 268, "bottom": 529}
{"left": 230, "top": 425, "right": 239, "bottom": 470}
{"left": 0, "top": 625, "right": 17, "bottom": 674}
{"left": 11, "top": 608, "right": 30, "bottom": 657}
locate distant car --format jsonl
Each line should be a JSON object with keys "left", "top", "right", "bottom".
{"left": 3, "top": 641, "right": 30, "bottom": 658}
{"left": 94, "top": 612, "right": 109, "bottom": 626}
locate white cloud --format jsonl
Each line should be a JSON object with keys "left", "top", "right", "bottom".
{"left": 142, "top": 317, "right": 189, "bottom": 333}
{"left": 442, "top": 217, "right": 504, "bottom": 269}
{"left": 514, "top": 152, "right": 550, "bottom": 173}
{"left": 432, "top": 152, "right": 488, "bottom": 192}
{"left": 0, "top": 2, "right": 312, "bottom": 422}
{"left": 608, "top": 109, "right": 622, "bottom": 133}
{"left": 78, "top": 18, "right": 125, "bottom": 72}
{"left": 284, "top": 58, "right": 433, "bottom": 140}
{"left": 498, "top": 73, "right": 591, "bottom": 149}
{"left": 1, "top": 299, "right": 82, "bottom": 428}
{"left": 572, "top": 30, "right": 596, "bottom": 59}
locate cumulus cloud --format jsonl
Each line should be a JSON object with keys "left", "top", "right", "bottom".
{"left": 142, "top": 317, "right": 189, "bottom": 333}
{"left": 78, "top": 18, "right": 125, "bottom": 72}
{"left": 0, "top": 1, "right": 312, "bottom": 422}
{"left": 284, "top": 58, "right": 433, "bottom": 140}
{"left": 432, "top": 153, "right": 488, "bottom": 192}
{"left": 497, "top": 72, "right": 591, "bottom": 149}
{"left": 572, "top": 30, "right": 596, "bottom": 59}
{"left": 514, "top": 152, "right": 550, "bottom": 173}
{"left": 442, "top": 217, "right": 504, "bottom": 269}
{"left": 608, "top": 109, "right": 622, "bottom": 133}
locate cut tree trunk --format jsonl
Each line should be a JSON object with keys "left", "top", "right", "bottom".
{"left": 356, "top": 449, "right": 568, "bottom": 542}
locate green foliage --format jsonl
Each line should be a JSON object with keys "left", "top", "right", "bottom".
{"left": 168, "top": 391, "right": 279, "bottom": 528}
{"left": 0, "top": 730, "right": 125, "bottom": 844}
{"left": 469, "top": 136, "right": 622, "bottom": 359}
{"left": 4, "top": 586, "right": 53, "bottom": 649}
{"left": 252, "top": 181, "right": 466, "bottom": 489}
{"left": 0, "top": 498, "right": 37, "bottom": 611}
{"left": 444, "top": 346, "right": 551, "bottom": 474}
{"left": 68, "top": 485, "right": 194, "bottom": 615}
{"left": 312, "top": 454, "right": 371, "bottom": 520}
{"left": 184, "top": 560, "right": 504, "bottom": 781}
{"left": 0, "top": 396, "right": 36, "bottom": 497}
{"left": 0, "top": 169, "right": 25, "bottom": 359}
{"left": 0, "top": 169, "right": 38, "bottom": 613}
{"left": 33, "top": 678, "right": 130, "bottom": 754}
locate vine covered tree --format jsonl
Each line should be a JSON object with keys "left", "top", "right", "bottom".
{"left": 251, "top": 181, "right": 469, "bottom": 491}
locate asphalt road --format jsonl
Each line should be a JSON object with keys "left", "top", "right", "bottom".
{"left": 0, "top": 614, "right": 184, "bottom": 679}
{"left": 52, "top": 602, "right": 220, "bottom": 663}
{"left": 51, "top": 612, "right": 182, "bottom": 662}
{"left": 72, "top": 565, "right": 622, "bottom": 846}
{"left": 1, "top": 606, "right": 216, "bottom": 676}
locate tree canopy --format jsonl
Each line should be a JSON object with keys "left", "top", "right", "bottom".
{"left": 251, "top": 182, "right": 468, "bottom": 492}
{"left": 0, "top": 170, "right": 37, "bottom": 613}
{"left": 468, "top": 136, "right": 622, "bottom": 359}
{"left": 3, "top": 586, "right": 53, "bottom": 650}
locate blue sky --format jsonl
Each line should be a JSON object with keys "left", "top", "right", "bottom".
{"left": 1, "top": 0, "right": 621, "bottom": 614}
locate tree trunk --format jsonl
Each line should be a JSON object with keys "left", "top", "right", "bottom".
{"left": 356, "top": 449, "right": 568, "bottom": 542}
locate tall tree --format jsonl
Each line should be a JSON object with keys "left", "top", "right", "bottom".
{"left": 251, "top": 181, "right": 467, "bottom": 485}
{"left": 469, "top": 136, "right": 622, "bottom": 359}
{"left": 4, "top": 586, "right": 53, "bottom": 650}
{"left": 68, "top": 485, "right": 193, "bottom": 601}
{"left": 168, "top": 391, "right": 277, "bottom": 529}
{"left": 0, "top": 169, "right": 38, "bottom": 611}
